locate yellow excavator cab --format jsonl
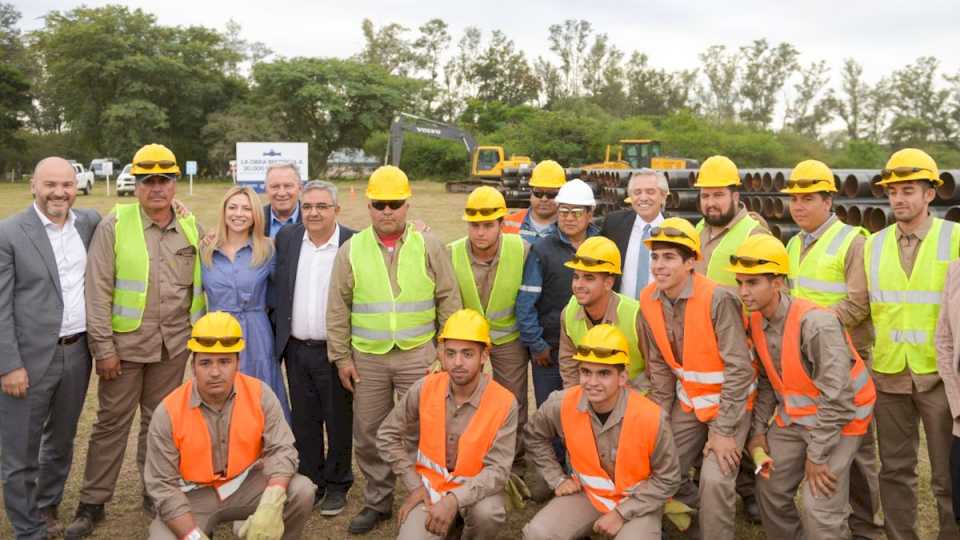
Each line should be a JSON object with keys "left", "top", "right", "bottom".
{"left": 472, "top": 146, "right": 532, "bottom": 179}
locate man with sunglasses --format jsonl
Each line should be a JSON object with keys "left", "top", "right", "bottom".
{"left": 522, "top": 324, "right": 681, "bottom": 539}
{"left": 865, "top": 148, "right": 959, "bottom": 539}
{"left": 729, "top": 234, "right": 876, "bottom": 540}
{"left": 781, "top": 159, "right": 882, "bottom": 540}
{"left": 637, "top": 217, "right": 756, "bottom": 540}
{"left": 144, "top": 311, "right": 315, "bottom": 540}
{"left": 448, "top": 187, "right": 530, "bottom": 470}
{"left": 326, "top": 165, "right": 461, "bottom": 534}
{"left": 558, "top": 236, "right": 646, "bottom": 390}
{"left": 502, "top": 160, "right": 565, "bottom": 242}
{"left": 66, "top": 143, "right": 206, "bottom": 539}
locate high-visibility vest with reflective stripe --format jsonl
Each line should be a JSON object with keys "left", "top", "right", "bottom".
{"left": 696, "top": 214, "right": 760, "bottom": 287}
{"left": 563, "top": 292, "right": 645, "bottom": 379}
{"left": 501, "top": 209, "right": 526, "bottom": 235}
{"left": 415, "top": 372, "right": 514, "bottom": 503}
{"left": 165, "top": 374, "right": 264, "bottom": 489}
{"left": 111, "top": 203, "right": 205, "bottom": 332}
{"left": 750, "top": 298, "right": 876, "bottom": 435}
{"left": 865, "top": 218, "right": 960, "bottom": 374}
{"left": 787, "top": 220, "right": 865, "bottom": 307}
{"left": 349, "top": 225, "right": 437, "bottom": 354}
{"left": 560, "top": 386, "right": 660, "bottom": 513}
{"left": 640, "top": 273, "right": 756, "bottom": 422}
{"left": 449, "top": 234, "right": 523, "bottom": 345}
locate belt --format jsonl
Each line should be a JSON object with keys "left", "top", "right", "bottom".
{"left": 58, "top": 332, "right": 85, "bottom": 346}
{"left": 291, "top": 336, "right": 327, "bottom": 348}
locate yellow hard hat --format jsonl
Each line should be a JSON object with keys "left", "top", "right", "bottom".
{"left": 572, "top": 324, "right": 629, "bottom": 366}
{"left": 781, "top": 160, "right": 837, "bottom": 194}
{"left": 693, "top": 155, "right": 740, "bottom": 188}
{"left": 463, "top": 186, "right": 507, "bottom": 222}
{"left": 188, "top": 311, "right": 245, "bottom": 354}
{"left": 131, "top": 143, "right": 180, "bottom": 177}
{"left": 643, "top": 217, "right": 701, "bottom": 260}
{"left": 366, "top": 165, "right": 412, "bottom": 200}
{"left": 876, "top": 148, "right": 942, "bottom": 187}
{"left": 438, "top": 309, "right": 491, "bottom": 346}
{"left": 528, "top": 160, "right": 566, "bottom": 189}
{"left": 565, "top": 236, "right": 622, "bottom": 275}
{"left": 725, "top": 234, "right": 789, "bottom": 275}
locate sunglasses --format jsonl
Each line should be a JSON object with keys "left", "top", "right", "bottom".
{"left": 880, "top": 166, "right": 933, "bottom": 180}
{"left": 649, "top": 226, "right": 692, "bottom": 240}
{"left": 371, "top": 200, "right": 405, "bottom": 211}
{"left": 135, "top": 160, "right": 177, "bottom": 170}
{"left": 785, "top": 179, "right": 830, "bottom": 189}
{"left": 464, "top": 207, "right": 501, "bottom": 217}
{"left": 575, "top": 345, "right": 625, "bottom": 358}
{"left": 302, "top": 203, "right": 336, "bottom": 212}
{"left": 192, "top": 336, "right": 242, "bottom": 347}
{"left": 558, "top": 207, "right": 587, "bottom": 219}
{"left": 729, "top": 255, "right": 781, "bottom": 268}
{"left": 531, "top": 190, "right": 558, "bottom": 200}
{"left": 570, "top": 254, "right": 613, "bottom": 267}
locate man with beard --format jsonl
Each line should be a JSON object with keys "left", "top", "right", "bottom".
{"left": 502, "top": 160, "right": 565, "bottom": 242}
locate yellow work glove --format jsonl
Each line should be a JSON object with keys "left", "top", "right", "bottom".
{"left": 751, "top": 446, "right": 774, "bottom": 480}
{"left": 504, "top": 473, "right": 532, "bottom": 511}
{"left": 664, "top": 499, "right": 694, "bottom": 531}
{"left": 237, "top": 485, "right": 286, "bottom": 540}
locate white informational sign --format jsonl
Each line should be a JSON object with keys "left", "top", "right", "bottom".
{"left": 185, "top": 161, "right": 198, "bottom": 176}
{"left": 235, "top": 142, "right": 308, "bottom": 192}
{"left": 102, "top": 161, "right": 113, "bottom": 176}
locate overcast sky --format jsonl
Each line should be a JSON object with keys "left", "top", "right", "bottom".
{"left": 14, "top": 1, "right": 960, "bottom": 90}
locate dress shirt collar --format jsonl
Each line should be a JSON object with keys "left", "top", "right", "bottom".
{"left": 577, "top": 387, "right": 629, "bottom": 432}
{"left": 33, "top": 202, "right": 76, "bottom": 230}
{"left": 895, "top": 212, "right": 933, "bottom": 242}
{"left": 802, "top": 214, "right": 837, "bottom": 249}
{"left": 762, "top": 292, "right": 792, "bottom": 332}
{"left": 271, "top": 204, "right": 300, "bottom": 228}
{"left": 652, "top": 272, "right": 695, "bottom": 303}
{"left": 303, "top": 224, "right": 340, "bottom": 249}
{"left": 633, "top": 212, "right": 664, "bottom": 230}
{"left": 189, "top": 380, "right": 238, "bottom": 411}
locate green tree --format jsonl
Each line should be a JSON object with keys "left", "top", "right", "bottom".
{"left": 888, "top": 56, "right": 952, "bottom": 143}
{"left": 357, "top": 19, "right": 417, "bottom": 77}
{"left": 737, "top": 39, "right": 799, "bottom": 127}
{"left": 470, "top": 30, "right": 539, "bottom": 106}
{"left": 546, "top": 19, "right": 592, "bottom": 97}
{"left": 0, "top": 3, "right": 29, "bottom": 152}
{"left": 784, "top": 60, "right": 833, "bottom": 137}
{"left": 697, "top": 45, "right": 739, "bottom": 120}
{"left": 626, "top": 52, "right": 696, "bottom": 116}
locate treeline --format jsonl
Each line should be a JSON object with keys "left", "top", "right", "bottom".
{"left": 1, "top": 5, "right": 959, "bottom": 179}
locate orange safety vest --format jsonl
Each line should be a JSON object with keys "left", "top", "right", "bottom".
{"left": 501, "top": 209, "right": 527, "bottom": 235}
{"left": 640, "top": 273, "right": 756, "bottom": 422}
{"left": 415, "top": 372, "right": 514, "bottom": 503}
{"left": 165, "top": 374, "right": 265, "bottom": 490}
{"left": 749, "top": 298, "right": 876, "bottom": 436}
{"left": 560, "top": 386, "right": 661, "bottom": 513}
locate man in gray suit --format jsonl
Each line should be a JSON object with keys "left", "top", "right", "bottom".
{"left": 0, "top": 157, "right": 101, "bottom": 539}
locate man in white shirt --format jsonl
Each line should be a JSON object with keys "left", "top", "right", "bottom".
{"left": 0, "top": 157, "right": 101, "bottom": 539}
{"left": 600, "top": 169, "right": 667, "bottom": 298}
{"left": 273, "top": 180, "right": 356, "bottom": 518}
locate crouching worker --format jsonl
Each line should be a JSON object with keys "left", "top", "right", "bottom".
{"left": 378, "top": 309, "right": 518, "bottom": 540}
{"left": 144, "top": 311, "right": 315, "bottom": 540}
{"left": 523, "top": 324, "right": 681, "bottom": 540}
{"left": 729, "top": 235, "right": 876, "bottom": 540}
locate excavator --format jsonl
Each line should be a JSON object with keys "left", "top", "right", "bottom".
{"left": 386, "top": 112, "right": 532, "bottom": 191}
{"left": 582, "top": 139, "right": 698, "bottom": 170}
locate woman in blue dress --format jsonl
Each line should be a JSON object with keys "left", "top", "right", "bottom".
{"left": 200, "top": 186, "right": 290, "bottom": 420}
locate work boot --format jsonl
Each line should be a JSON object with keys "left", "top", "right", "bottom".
{"left": 741, "top": 495, "right": 761, "bottom": 524}
{"left": 63, "top": 503, "right": 104, "bottom": 540}
{"left": 319, "top": 491, "right": 347, "bottom": 517}
{"left": 347, "top": 507, "right": 391, "bottom": 534}
{"left": 39, "top": 506, "right": 62, "bottom": 538}
{"left": 142, "top": 494, "right": 156, "bottom": 517}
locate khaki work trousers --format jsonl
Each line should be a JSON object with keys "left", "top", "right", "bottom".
{"left": 79, "top": 346, "right": 188, "bottom": 504}
{"left": 849, "top": 420, "right": 884, "bottom": 538}
{"left": 875, "top": 384, "right": 959, "bottom": 540}
{"left": 353, "top": 342, "right": 434, "bottom": 513}
{"left": 397, "top": 493, "right": 505, "bottom": 540}
{"left": 489, "top": 339, "right": 528, "bottom": 460}
{"left": 670, "top": 402, "right": 750, "bottom": 540}
{"left": 147, "top": 470, "right": 315, "bottom": 539}
{"left": 756, "top": 422, "right": 861, "bottom": 540}
{"left": 522, "top": 492, "right": 662, "bottom": 540}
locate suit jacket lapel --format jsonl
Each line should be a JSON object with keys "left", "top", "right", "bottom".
{"left": 287, "top": 225, "right": 304, "bottom": 296}
{"left": 620, "top": 212, "right": 637, "bottom": 254}
{"left": 20, "top": 207, "right": 63, "bottom": 299}
{"left": 76, "top": 210, "right": 94, "bottom": 250}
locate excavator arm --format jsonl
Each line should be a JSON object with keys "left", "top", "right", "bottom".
{"left": 386, "top": 112, "right": 478, "bottom": 166}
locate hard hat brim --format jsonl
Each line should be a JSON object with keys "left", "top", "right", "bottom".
{"left": 188, "top": 338, "right": 245, "bottom": 354}
{"left": 563, "top": 260, "right": 622, "bottom": 275}
{"left": 437, "top": 334, "right": 491, "bottom": 347}
{"left": 572, "top": 351, "right": 628, "bottom": 366}
{"left": 462, "top": 208, "right": 507, "bottom": 222}
{"left": 725, "top": 263, "right": 785, "bottom": 276}
{"left": 875, "top": 176, "right": 943, "bottom": 187}
{"left": 643, "top": 237, "right": 702, "bottom": 260}
{"left": 134, "top": 172, "right": 179, "bottom": 181}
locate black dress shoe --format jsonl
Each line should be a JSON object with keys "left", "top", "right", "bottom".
{"left": 348, "top": 507, "right": 391, "bottom": 534}
{"left": 63, "top": 503, "right": 105, "bottom": 539}
{"left": 742, "top": 495, "right": 761, "bottom": 524}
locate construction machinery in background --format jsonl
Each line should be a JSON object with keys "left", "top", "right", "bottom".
{"left": 582, "top": 139, "right": 699, "bottom": 171}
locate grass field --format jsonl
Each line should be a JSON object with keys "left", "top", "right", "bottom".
{"left": 0, "top": 180, "right": 941, "bottom": 539}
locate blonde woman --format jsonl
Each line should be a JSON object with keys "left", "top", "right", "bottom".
{"left": 200, "top": 186, "right": 290, "bottom": 420}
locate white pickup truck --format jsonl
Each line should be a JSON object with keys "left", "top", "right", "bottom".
{"left": 71, "top": 161, "right": 95, "bottom": 195}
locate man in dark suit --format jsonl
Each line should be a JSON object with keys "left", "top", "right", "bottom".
{"left": 599, "top": 168, "right": 668, "bottom": 298}
{"left": 0, "top": 157, "right": 101, "bottom": 539}
{"left": 263, "top": 162, "right": 303, "bottom": 238}
{"left": 274, "top": 180, "right": 355, "bottom": 517}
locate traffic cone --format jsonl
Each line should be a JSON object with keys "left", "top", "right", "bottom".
{"left": 350, "top": 185, "right": 356, "bottom": 199}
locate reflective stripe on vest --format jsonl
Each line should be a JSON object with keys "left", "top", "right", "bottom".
{"left": 349, "top": 225, "right": 437, "bottom": 354}
{"left": 750, "top": 298, "right": 876, "bottom": 436}
{"left": 696, "top": 214, "right": 760, "bottom": 287}
{"left": 640, "top": 274, "right": 756, "bottom": 422}
{"left": 111, "top": 203, "right": 206, "bottom": 332}
{"left": 415, "top": 372, "right": 514, "bottom": 503}
{"left": 165, "top": 374, "right": 265, "bottom": 490}
{"left": 449, "top": 234, "right": 524, "bottom": 345}
{"left": 563, "top": 292, "right": 645, "bottom": 379}
{"left": 865, "top": 219, "right": 959, "bottom": 374}
{"left": 560, "top": 386, "right": 660, "bottom": 513}
{"left": 787, "top": 220, "right": 865, "bottom": 307}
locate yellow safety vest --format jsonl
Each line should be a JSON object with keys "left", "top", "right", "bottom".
{"left": 865, "top": 218, "right": 960, "bottom": 374}
{"left": 349, "top": 224, "right": 437, "bottom": 354}
{"left": 112, "top": 203, "right": 205, "bottom": 332}
{"left": 563, "top": 292, "right": 645, "bottom": 379}
{"left": 787, "top": 219, "right": 865, "bottom": 307}
{"left": 449, "top": 234, "right": 523, "bottom": 345}
{"left": 696, "top": 215, "right": 760, "bottom": 287}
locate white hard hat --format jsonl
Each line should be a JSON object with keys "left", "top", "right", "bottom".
{"left": 555, "top": 179, "right": 595, "bottom": 206}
